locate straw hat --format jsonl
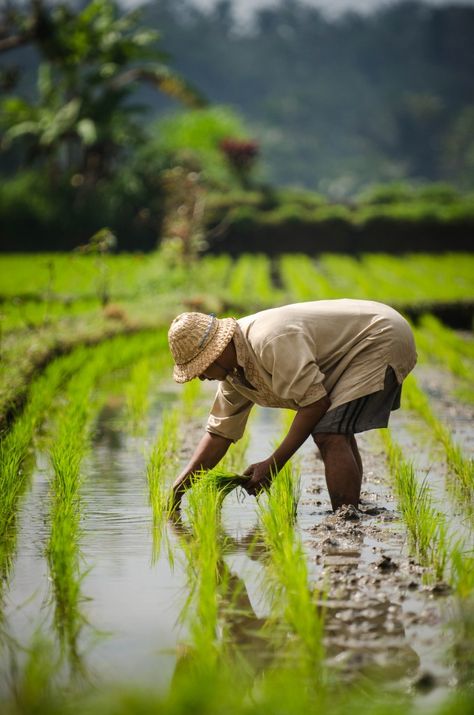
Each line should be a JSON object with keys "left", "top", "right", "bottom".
{"left": 168, "top": 312, "right": 237, "bottom": 383}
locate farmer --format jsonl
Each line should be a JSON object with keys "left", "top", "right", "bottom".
{"left": 168, "top": 300, "right": 417, "bottom": 511}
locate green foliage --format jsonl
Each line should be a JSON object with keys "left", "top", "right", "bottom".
{"left": 0, "top": 0, "right": 203, "bottom": 255}
{"left": 147, "top": 106, "right": 255, "bottom": 188}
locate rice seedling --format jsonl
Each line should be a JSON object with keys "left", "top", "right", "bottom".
{"left": 46, "top": 366, "right": 98, "bottom": 673}
{"left": 279, "top": 254, "right": 336, "bottom": 301}
{"left": 381, "top": 428, "right": 474, "bottom": 598}
{"left": 258, "top": 463, "right": 325, "bottom": 677}
{"left": 181, "top": 378, "right": 202, "bottom": 419}
{"left": 414, "top": 315, "right": 473, "bottom": 394}
{"left": 146, "top": 407, "right": 180, "bottom": 561}
{"left": 179, "top": 474, "right": 225, "bottom": 676}
{"left": 318, "top": 254, "right": 373, "bottom": 298}
{"left": 124, "top": 357, "right": 152, "bottom": 434}
{"left": 227, "top": 254, "right": 276, "bottom": 308}
{"left": 380, "top": 428, "right": 449, "bottom": 579}
{"left": 402, "top": 374, "right": 474, "bottom": 507}
{"left": 43, "top": 333, "right": 173, "bottom": 667}
{"left": 0, "top": 347, "right": 91, "bottom": 591}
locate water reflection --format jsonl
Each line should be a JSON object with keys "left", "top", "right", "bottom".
{"left": 169, "top": 515, "right": 276, "bottom": 678}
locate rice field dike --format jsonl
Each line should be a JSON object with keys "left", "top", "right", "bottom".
{"left": 0, "top": 250, "right": 473, "bottom": 715}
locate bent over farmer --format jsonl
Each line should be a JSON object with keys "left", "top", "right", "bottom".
{"left": 168, "top": 300, "right": 417, "bottom": 511}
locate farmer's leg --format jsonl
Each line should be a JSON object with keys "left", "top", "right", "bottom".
{"left": 350, "top": 435, "right": 363, "bottom": 478}
{"left": 314, "top": 433, "right": 362, "bottom": 511}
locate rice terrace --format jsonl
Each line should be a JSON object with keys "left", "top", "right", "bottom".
{"left": 0, "top": 249, "right": 473, "bottom": 715}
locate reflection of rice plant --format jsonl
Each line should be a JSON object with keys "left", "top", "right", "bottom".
{"left": 259, "top": 464, "right": 325, "bottom": 675}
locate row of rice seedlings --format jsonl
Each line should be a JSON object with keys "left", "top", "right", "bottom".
{"left": 0, "top": 297, "right": 101, "bottom": 333}
{"left": 318, "top": 254, "right": 372, "bottom": 298}
{"left": 0, "top": 331, "right": 171, "bottom": 638}
{"left": 358, "top": 254, "right": 473, "bottom": 304}
{"left": 45, "top": 333, "right": 173, "bottom": 668}
{"left": 146, "top": 408, "right": 180, "bottom": 562}
{"left": 227, "top": 254, "right": 276, "bottom": 308}
{"left": 124, "top": 357, "right": 152, "bottom": 434}
{"left": 414, "top": 315, "right": 473, "bottom": 400}
{"left": 258, "top": 462, "right": 325, "bottom": 679}
{"left": 145, "top": 375, "right": 205, "bottom": 560}
{"left": 179, "top": 475, "right": 225, "bottom": 677}
{"left": 0, "top": 347, "right": 92, "bottom": 590}
{"left": 402, "top": 374, "right": 474, "bottom": 508}
{"left": 380, "top": 429, "right": 473, "bottom": 596}
{"left": 279, "top": 254, "right": 335, "bottom": 301}
{"left": 0, "top": 253, "right": 174, "bottom": 301}
{"left": 46, "top": 364, "right": 98, "bottom": 673}
{"left": 187, "top": 254, "right": 233, "bottom": 300}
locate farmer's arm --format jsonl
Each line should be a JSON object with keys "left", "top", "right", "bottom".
{"left": 172, "top": 431, "right": 232, "bottom": 505}
{"left": 171, "top": 381, "right": 253, "bottom": 508}
{"left": 244, "top": 395, "right": 330, "bottom": 492}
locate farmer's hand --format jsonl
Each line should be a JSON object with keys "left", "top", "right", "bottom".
{"left": 168, "top": 478, "right": 186, "bottom": 516}
{"left": 243, "top": 458, "right": 277, "bottom": 496}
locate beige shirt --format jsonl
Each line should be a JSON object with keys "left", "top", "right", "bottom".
{"left": 206, "top": 299, "right": 417, "bottom": 442}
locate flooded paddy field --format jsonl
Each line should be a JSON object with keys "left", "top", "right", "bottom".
{"left": 0, "top": 252, "right": 473, "bottom": 714}
{"left": 1, "top": 358, "right": 472, "bottom": 714}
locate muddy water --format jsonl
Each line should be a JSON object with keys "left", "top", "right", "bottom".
{"left": 0, "top": 376, "right": 468, "bottom": 699}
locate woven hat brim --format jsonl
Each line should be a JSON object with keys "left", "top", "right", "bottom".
{"left": 172, "top": 317, "right": 237, "bottom": 383}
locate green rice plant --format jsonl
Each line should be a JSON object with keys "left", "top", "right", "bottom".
{"left": 181, "top": 378, "right": 202, "bottom": 419}
{"left": 279, "top": 254, "right": 336, "bottom": 301}
{"left": 43, "top": 332, "right": 172, "bottom": 666}
{"left": 0, "top": 297, "right": 101, "bottom": 333}
{"left": 46, "top": 367, "right": 97, "bottom": 672}
{"left": 450, "top": 543, "right": 474, "bottom": 600}
{"left": 0, "top": 347, "right": 91, "bottom": 592}
{"left": 124, "top": 357, "right": 151, "bottom": 434}
{"left": 258, "top": 463, "right": 325, "bottom": 677}
{"left": 227, "top": 254, "right": 276, "bottom": 308}
{"left": 219, "top": 431, "right": 250, "bottom": 475}
{"left": 414, "top": 315, "right": 473, "bottom": 391}
{"left": 318, "top": 254, "right": 373, "bottom": 298}
{"left": 403, "top": 374, "right": 474, "bottom": 506}
{"left": 381, "top": 429, "right": 449, "bottom": 579}
{"left": 180, "top": 473, "right": 225, "bottom": 676}
{"left": 146, "top": 407, "right": 180, "bottom": 561}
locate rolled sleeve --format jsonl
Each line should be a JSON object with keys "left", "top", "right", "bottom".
{"left": 206, "top": 382, "right": 254, "bottom": 443}
{"left": 260, "top": 331, "right": 327, "bottom": 407}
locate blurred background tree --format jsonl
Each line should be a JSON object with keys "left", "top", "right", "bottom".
{"left": 0, "top": 0, "right": 206, "bottom": 249}
{"left": 1, "top": 0, "right": 473, "bottom": 251}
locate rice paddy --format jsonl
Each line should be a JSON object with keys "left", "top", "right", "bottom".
{"left": 0, "top": 251, "right": 473, "bottom": 714}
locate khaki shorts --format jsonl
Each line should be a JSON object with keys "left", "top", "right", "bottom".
{"left": 313, "top": 366, "right": 402, "bottom": 435}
